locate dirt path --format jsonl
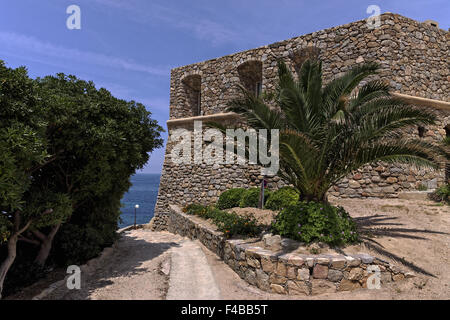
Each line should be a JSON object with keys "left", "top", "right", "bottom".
{"left": 167, "top": 240, "right": 221, "bottom": 300}
{"left": 44, "top": 230, "right": 184, "bottom": 300}
{"left": 329, "top": 197, "right": 450, "bottom": 299}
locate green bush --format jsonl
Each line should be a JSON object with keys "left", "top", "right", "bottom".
{"left": 1, "top": 242, "right": 47, "bottom": 297}
{"left": 183, "top": 204, "right": 261, "bottom": 239}
{"left": 52, "top": 224, "right": 104, "bottom": 266}
{"left": 239, "top": 188, "right": 272, "bottom": 208}
{"left": 265, "top": 187, "right": 300, "bottom": 211}
{"left": 430, "top": 184, "right": 450, "bottom": 203}
{"left": 216, "top": 188, "right": 245, "bottom": 209}
{"left": 271, "top": 201, "right": 359, "bottom": 246}
{"left": 183, "top": 203, "right": 210, "bottom": 216}
{"left": 3, "top": 260, "right": 46, "bottom": 297}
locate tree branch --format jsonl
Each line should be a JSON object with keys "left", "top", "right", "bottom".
{"left": 18, "top": 235, "right": 40, "bottom": 246}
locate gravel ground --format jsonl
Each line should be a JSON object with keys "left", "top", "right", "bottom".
{"left": 44, "top": 230, "right": 185, "bottom": 300}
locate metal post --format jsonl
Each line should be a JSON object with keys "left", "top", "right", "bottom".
{"left": 258, "top": 177, "right": 265, "bottom": 209}
{"left": 134, "top": 204, "right": 139, "bottom": 229}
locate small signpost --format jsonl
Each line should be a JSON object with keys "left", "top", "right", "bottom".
{"left": 258, "top": 177, "right": 267, "bottom": 209}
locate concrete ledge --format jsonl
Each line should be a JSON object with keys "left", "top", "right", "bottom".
{"left": 398, "top": 191, "right": 433, "bottom": 200}
{"left": 392, "top": 93, "right": 450, "bottom": 111}
{"left": 167, "top": 112, "right": 241, "bottom": 128}
{"left": 167, "top": 204, "right": 412, "bottom": 296}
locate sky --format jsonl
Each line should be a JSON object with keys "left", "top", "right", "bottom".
{"left": 0, "top": 0, "right": 448, "bottom": 173}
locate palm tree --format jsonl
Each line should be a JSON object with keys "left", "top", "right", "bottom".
{"left": 216, "top": 59, "right": 440, "bottom": 203}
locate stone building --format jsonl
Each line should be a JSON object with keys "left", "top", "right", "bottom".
{"left": 151, "top": 13, "right": 449, "bottom": 230}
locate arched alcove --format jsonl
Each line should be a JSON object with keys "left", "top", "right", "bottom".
{"left": 418, "top": 126, "right": 425, "bottom": 137}
{"left": 289, "top": 47, "right": 320, "bottom": 75}
{"left": 182, "top": 74, "right": 202, "bottom": 116}
{"left": 237, "top": 60, "right": 263, "bottom": 97}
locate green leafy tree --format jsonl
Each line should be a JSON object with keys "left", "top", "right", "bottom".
{"left": 1, "top": 64, "right": 164, "bottom": 298}
{"left": 220, "top": 60, "right": 439, "bottom": 202}
{"left": 19, "top": 73, "right": 164, "bottom": 266}
{"left": 0, "top": 61, "right": 69, "bottom": 298}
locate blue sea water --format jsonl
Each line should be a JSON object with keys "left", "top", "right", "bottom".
{"left": 119, "top": 173, "right": 161, "bottom": 228}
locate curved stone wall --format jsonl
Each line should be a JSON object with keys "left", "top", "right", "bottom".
{"left": 165, "top": 205, "right": 412, "bottom": 296}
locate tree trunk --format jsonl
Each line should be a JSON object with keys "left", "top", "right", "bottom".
{"left": 34, "top": 222, "right": 61, "bottom": 266}
{"left": 0, "top": 234, "right": 18, "bottom": 300}
{"left": 0, "top": 211, "right": 32, "bottom": 299}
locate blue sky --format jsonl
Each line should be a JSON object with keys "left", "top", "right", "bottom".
{"left": 1, "top": 0, "right": 448, "bottom": 173}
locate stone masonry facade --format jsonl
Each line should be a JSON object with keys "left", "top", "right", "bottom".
{"left": 151, "top": 13, "right": 449, "bottom": 230}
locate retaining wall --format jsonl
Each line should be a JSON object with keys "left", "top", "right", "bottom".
{"left": 166, "top": 205, "right": 412, "bottom": 296}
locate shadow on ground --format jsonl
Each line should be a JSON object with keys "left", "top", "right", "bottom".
{"left": 44, "top": 233, "right": 180, "bottom": 300}
{"left": 336, "top": 214, "right": 449, "bottom": 277}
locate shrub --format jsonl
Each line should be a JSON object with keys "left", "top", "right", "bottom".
{"left": 183, "top": 203, "right": 210, "bottom": 216}
{"left": 183, "top": 204, "right": 261, "bottom": 238}
{"left": 429, "top": 184, "right": 450, "bottom": 203}
{"left": 1, "top": 242, "right": 47, "bottom": 297}
{"left": 239, "top": 188, "right": 272, "bottom": 208}
{"left": 417, "top": 184, "right": 428, "bottom": 191}
{"left": 271, "top": 201, "right": 359, "bottom": 246}
{"left": 3, "top": 260, "right": 46, "bottom": 297}
{"left": 216, "top": 188, "right": 246, "bottom": 209}
{"left": 52, "top": 224, "right": 103, "bottom": 266}
{"left": 265, "top": 186, "right": 300, "bottom": 211}
{"left": 215, "top": 213, "right": 261, "bottom": 239}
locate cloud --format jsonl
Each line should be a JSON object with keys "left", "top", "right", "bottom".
{"left": 0, "top": 31, "right": 169, "bottom": 76}
{"left": 91, "top": 0, "right": 242, "bottom": 46}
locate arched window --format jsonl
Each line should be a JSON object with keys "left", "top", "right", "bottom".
{"left": 290, "top": 47, "right": 320, "bottom": 75}
{"left": 182, "top": 75, "right": 201, "bottom": 116}
{"left": 418, "top": 126, "right": 425, "bottom": 137}
{"left": 237, "top": 60, "right": 263, "bottom": 97}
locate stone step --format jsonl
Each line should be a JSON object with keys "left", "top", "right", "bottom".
{"left": 397, "top": 190, "right": 434, "bottom": 200}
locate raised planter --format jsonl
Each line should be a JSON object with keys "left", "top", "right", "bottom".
{"left": 167, "top": 204, "right": 412, "bottom": 295}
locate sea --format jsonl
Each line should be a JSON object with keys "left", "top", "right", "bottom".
{"left": 119, "top": 173, "right": 161, "bottom": 228}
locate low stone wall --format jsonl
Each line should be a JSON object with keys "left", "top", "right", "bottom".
{"left": 166, "top": 205, "right": 412, "bottom": 295}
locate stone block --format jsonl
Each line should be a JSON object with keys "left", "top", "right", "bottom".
{"left": 328, "top": 269, "right": 344, "bottom": 282}
{"left": 287, "top": 280, "right": 310, "bottom": 296}
{"left": 275, "top": 262, "right": 288, "bottom": 277}
{"left": 338, "top": 279, "right": 361, "bottom": 291}
{"left": 313, "top": 264, "right": 328, "bottom": 279}
{"left": 270, "top": 284, "right": 287, "bottom": 294}
{"left": 269, "top": 273, "right": 287, "bottom": 285}
{"left": 330, "top": 257, "right": 347, "bottom": 269}
{"left": 261, "top": 257, "right": 276, "bottom": 273}
{"left": 311, "top": 279, "right": 336, "bottom": 295}
{"left": 347, "top": 267, "right": 364, "bottom": 281}
{"left": 297, "top": 268, "right": 310, "bottom": 281}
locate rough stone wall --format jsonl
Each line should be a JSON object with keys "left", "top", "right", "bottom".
{"left": 330, "top": 108, "right": 450, "bottom": 198}
{"left": 166, "top": 205, "right": 412, "bottom": 295}
{"left": 170, "top": 13, "right": 448, "bottom": 120}
{"left": 151, "top": 13, "right": 449, "bottom": 230}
